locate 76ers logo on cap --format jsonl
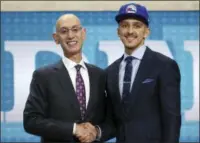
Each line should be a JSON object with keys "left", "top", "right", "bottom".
{"left": 126, "top": 4, "right": 137, "bottom": 13}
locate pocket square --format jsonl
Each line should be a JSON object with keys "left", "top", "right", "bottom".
{"left": 142, "top": 78, "right": 154, "bottom": 83}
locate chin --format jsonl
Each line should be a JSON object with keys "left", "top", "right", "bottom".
{"left": 125, "top": 45, "right": 137, "bottom": 49}
{"left": 69, "top": 50, "right": 79, "bottom": 55}
{"left": 66, "top": 46, "right": 79, "bottom": 51}
{"left": 70, "top": 48, "right": 82, "bottom": 55}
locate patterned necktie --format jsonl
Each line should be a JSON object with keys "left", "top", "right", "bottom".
{"left": 75, "top": 64, "right": 86, "bottom": 120}
{"left": 122, "top": 56, "right": 134, "bottom": 99}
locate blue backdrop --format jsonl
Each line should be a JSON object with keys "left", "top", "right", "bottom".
{"left": 1, "top": 11, "right": 199, "bottom": 142}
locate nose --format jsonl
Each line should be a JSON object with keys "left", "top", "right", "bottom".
{"left": 127, "top": 27, "right": 134, "bottom": 34}
{"left": 67, "top": 30, "right": 75, "bottom": 39}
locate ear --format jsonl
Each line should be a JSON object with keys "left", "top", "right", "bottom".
{"left": 117, "top": 27, "right": 120, "bottom": 37}
{"left": 52, "top": 33, "right": 60, "bottom": 44}
{"left": 82, "top": 28, "right": 86, "bottom": 40}
{"left": 144, "top": 27, "right": 150, "bottom": 39}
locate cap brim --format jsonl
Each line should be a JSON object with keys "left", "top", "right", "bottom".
{"left": 115, "top": 13, "right": 148, "bottom": 26}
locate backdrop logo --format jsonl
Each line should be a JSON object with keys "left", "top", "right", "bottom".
{"left": 1, "top": 40, "right": 199, "bottom": 123}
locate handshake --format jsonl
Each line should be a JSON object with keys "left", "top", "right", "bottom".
{"left": 74, "top": 122, "right": 100, "bottom": 143}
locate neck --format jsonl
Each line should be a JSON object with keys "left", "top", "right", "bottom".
{"left": 125, "top": 48, "right": 135, "bottom": 55}
{"left": 65, "top": 52, "right": 82, "bottom": 63}
{"left": 125, "top": 46, "right": 140, "bottom": 55}
{"left": 125, "top": 41, "right": 145, "bottom": 55}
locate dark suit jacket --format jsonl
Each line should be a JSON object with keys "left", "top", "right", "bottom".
{"left": 23, "top": 60, "right": 115, "bottom": 142}
{"left": 106, "top": 47, "right": 181, "bottom": 143}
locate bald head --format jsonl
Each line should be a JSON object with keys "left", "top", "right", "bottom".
{"left": 56, "top": 14, "right": 81, "bottom": 32}
{"left": 52, "top": 13, "right": 86, "bottom": 60}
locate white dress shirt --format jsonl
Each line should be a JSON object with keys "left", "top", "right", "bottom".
{"left": 62, "top": 57, "right": 90, "bottom": 134}
{"left": 62, "top": 57, "right": 90, "bottom": 107}
{"left": 119, "top": 45, "right": 147, "bottom": 97}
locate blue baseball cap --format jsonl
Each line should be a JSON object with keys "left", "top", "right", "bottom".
{"left": 115, "top": 3, "right": 149, "bottom": 26}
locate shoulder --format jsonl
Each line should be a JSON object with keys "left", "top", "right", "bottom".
{"left": 105, "top": 56, "right": 123, "bottom": 73}
{"left": 85, "top": 63, "right": 104, "bottom": 74}
{"left": 149, "top": 50, "right": 180, "bottom": 74}
{"left": 33, "top": 61, "right": 60, "bottom": 78}
{"left": 150, "top": 49, "right": 178, "bottom": 67}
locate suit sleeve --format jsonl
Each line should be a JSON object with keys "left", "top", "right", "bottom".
{"left": 159, "top": 60, "right": 181, "bottom": 143}
{"left": 23, "top": 70, "right": 74, "bottom": 140}
{"left": 98, "top": 70, "right": 116, "bottom": 141}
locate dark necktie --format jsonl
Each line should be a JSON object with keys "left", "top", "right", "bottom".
{"left": 122, "top": 56, "right": 134, "bottom": 99}
{"left": 75, "top": 65, "right": 86, "bottom": 120}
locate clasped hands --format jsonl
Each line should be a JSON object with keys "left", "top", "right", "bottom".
{"left": 75, "top": 122, "right": 99, "bottom": 143}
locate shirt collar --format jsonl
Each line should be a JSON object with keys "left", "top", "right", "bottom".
{"left": 123, "top": 45, "right": 146, "bottom": 60}
{"left": 62, "top": 57, "right": 87, "bottom": 70}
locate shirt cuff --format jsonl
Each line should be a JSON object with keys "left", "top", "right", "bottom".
{"left": 95, "top": 125, "right": 102, "bottom": 141}
{"left": 73, "top": 123, "right": 76, "bottom": 135}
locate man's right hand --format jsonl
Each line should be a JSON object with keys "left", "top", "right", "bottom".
{"left": 75, "top": 122, "right": 97, "bottom": 143}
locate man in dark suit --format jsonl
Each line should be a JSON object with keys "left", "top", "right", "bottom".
{"left": 105, "top": 3, "right": 181, "bottom": 143}
{"left": 23, "top": 14, "right": 115, "bottom": 143}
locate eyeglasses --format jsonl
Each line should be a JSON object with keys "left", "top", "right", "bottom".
{"left": 59, "top": 26, "right": 82, "bottom": 35}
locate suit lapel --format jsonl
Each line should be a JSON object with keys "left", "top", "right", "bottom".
{"left": 110, "top": 56, "right": 124, "bottom": 105}
{"left": 84, "top": 64, "right": 97, "bottom": 118}
{"left": 54, "top": 60, "right": 81, "bottom": 116}
{"left": 129, "top": 48, "right": 154, "bottom": 105}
